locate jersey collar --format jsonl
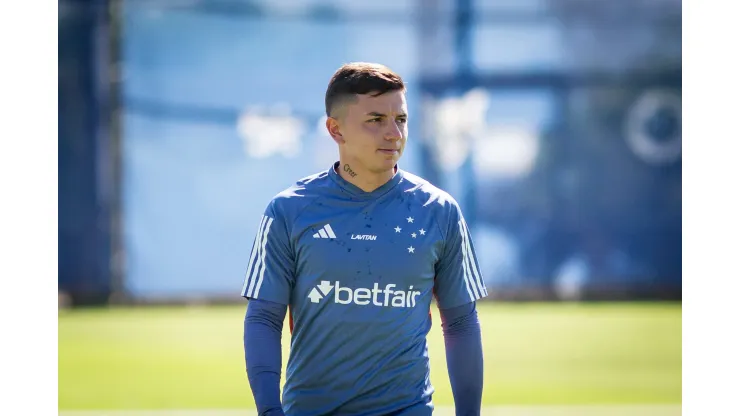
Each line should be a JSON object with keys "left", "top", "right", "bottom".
{"left": 328, "top": 161, "right": 403, "bottom": 200}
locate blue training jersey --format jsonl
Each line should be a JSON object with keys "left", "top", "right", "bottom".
{"left": 241, "top": 162, "right": 488, "bottom": 415}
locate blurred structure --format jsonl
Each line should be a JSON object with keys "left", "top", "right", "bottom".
{"left": 59, "top": 0, "right": 681, "bottom": 306}
{"left": 59, "top": 0, "right": 116, "bottom": 305}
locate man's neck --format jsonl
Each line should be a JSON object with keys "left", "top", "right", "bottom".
{"left": 336, "top": 161, "right": 396, "bottom": 193}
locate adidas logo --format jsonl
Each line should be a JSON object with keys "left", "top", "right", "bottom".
{"left": 313, "top": 224, "right": 337, "bottom": 239}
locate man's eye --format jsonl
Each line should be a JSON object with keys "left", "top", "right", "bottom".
{"left": 368, "top": 118, "right": 382, "bottom": 123}
{"left": 397, "top": 118, "right": 407, "bottom": 124}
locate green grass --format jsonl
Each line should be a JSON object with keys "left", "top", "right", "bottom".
{"left": 58, "top": 302, "right": 681, "bottom": 410}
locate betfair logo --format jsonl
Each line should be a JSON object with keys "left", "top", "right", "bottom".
{"left": 307, "top": 281, "right": 421, "bottom": 308}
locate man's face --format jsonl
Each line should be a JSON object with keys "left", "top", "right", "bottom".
{"left": 328, "top": 90, "right": 408, "bottom": 174}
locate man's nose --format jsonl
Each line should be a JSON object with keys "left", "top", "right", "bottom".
{"left": 385, "top": 121, "right": 403, "bottom": 140}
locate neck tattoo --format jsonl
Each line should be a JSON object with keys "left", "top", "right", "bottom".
{"left": 343, "top": 163, "right": 358, "bottom": 178}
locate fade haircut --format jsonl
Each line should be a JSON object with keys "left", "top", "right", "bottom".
{"left": 324, "top": 62, "right": 406, "bottom": 118}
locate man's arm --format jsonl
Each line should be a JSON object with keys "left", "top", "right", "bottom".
{"left": 431, "top": 197, "right": 487, "bottom": 414}
{"left": 439, "top": 301, "right": 484, "bottom": 416}
{"left": 244, "top": 298, "right": 288, "bottom": 416}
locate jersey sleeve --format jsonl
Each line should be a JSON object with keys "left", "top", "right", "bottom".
{"left": 433, "top": 201, "right": 488, "bottom": 309}
{"left": 240, "top": 200, "right": 295, "bottom": 305}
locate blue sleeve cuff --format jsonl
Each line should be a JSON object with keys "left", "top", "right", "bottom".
{"left": 439, "top": 302, "right": 483, "bottom": 415}
{"left": 244, "top": 298, "right": 287, "bottom": 416}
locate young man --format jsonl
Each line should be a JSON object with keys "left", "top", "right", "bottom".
{"left": 242, "top": 62, "right": 487, "bottom": 416}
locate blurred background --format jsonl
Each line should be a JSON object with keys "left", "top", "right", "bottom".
{"left": 59, "top": 0, "right": 681, "bottom": 413}
{"left": 59, "top": 0, "right": 681, "bottom": 306}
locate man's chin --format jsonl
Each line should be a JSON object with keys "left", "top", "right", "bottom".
{"left": 362, "top": 159, "right": 394, "bottom": 173}
{"left": 377, "top": 159, "right": 399, "bottom": 173}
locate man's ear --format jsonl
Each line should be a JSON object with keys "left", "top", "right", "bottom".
{"left": 326, "top": 116, "right": 345, "bottom": 145}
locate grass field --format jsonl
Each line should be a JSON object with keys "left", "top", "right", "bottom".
{"left": 59, "top": 302, "right": 681, "bottom": 412}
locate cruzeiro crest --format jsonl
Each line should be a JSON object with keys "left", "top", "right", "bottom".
{"left": 392, "top": 216, "right": 427, "bottom": 254}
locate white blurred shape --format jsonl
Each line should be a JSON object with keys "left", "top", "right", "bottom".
{"left": 426, "top": 88, "right": 490, "bottom": 171}
{"left": 312, "top": 115, "right": 338, "bottom": 169}
{"left": 553, "top": 255, "right": 588, "bottom": 301}
{"left": 236, "top": 106, "right": 305, "bottom": 159}
{"left": 473, "top": 125, "right": 539, "bottom": 177}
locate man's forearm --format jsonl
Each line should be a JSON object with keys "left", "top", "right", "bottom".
{"left": 244, "top": 298, "right": 287, "bottom": 416}
{"left": 440, "top": 302, "right": 484, "bottom": 416}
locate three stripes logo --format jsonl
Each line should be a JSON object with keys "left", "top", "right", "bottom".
{"left": 457, "top": 217, "right": 489, "bottom": 301}
{"left": 241, "top": 215, "right": 273, "bottom": 299}
{"left": 313, "top": 224, "right": 337, "bottom": 239}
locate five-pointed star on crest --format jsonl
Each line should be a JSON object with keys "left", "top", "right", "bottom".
{"left": 411, "top": 232, "right": 417, "bottom": 238}
{"left": 394, "top": 226, "right": 401, "bottom": 233}
{"left": 419, "top": 228, "right": 426, "bottom": 235}
{"left": 407, "top": 246, "right": 415, "bottom": 253}
{"left": 407, "top": 216, "right": 414, "bottom": 223}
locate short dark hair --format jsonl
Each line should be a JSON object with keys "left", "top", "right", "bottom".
{"left": 325, "top": 62, "right": 406, "bottom": 117}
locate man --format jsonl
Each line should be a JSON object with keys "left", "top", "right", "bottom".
{"left": 242, "top": 62, "right": 487, "bottom": 416}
